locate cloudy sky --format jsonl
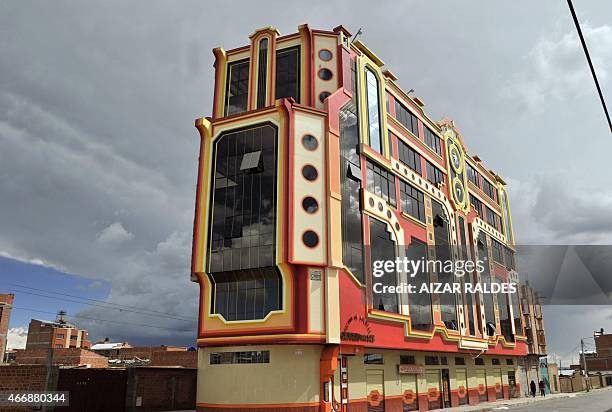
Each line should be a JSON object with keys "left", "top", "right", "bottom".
{"left": 1, "top": 1, "right": 611, "bottom": 364}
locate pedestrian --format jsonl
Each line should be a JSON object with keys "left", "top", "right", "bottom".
{"left": 530, "top": 380, "right": 536, "bottom": 397}
{"left": 539, "top": 380, "right": 546, "bottom": 397}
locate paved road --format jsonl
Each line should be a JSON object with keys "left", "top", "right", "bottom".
{"left": 503, "top": 390, "right": 612, "bottom": 411}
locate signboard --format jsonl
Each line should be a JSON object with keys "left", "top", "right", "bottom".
{"left": 398, "top": 364, "right": 424, "bottom": 375}
{"left": 341, "top": 315, "right": 375, "bottom": 343}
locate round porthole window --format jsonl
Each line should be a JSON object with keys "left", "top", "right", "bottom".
{"left": 302, "top": 165, "right": 318, "bottom": 181}
{"left": 302, "top": 134, "right": 318, "bottom": 151}
{"left": 318, "top": 68, "right": 333, "bottom": 81}
{"left": 319, "top": 91, "right": 331, "bottom": 103}
{"left": 302, "top": 230, "right": 319, "bottom": 248}
{"left": 302, "top": 197, "right": 319, "bottom": 213}
{"left": 318, "top": 49, "right": 333, "bottom": 61}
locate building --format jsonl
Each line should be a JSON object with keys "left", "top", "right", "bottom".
{"left": 191, "top": 25, "right": 530, "bottom": 411}
{"left": 568, "top": 329, "right": 612, "bottom": 388}
{"left": 25, "top": 311, "right": 91, "bottom": 350}
{"left": 0, "top": 294, "right": 14, "bottom": 363}
{"left": 517, "top": 283, "right": 548, "bottom": 395}
{"left": 90, "top": 339, "right": 133, "bottom": 357}
{"left": 91, "top": 343, "right": 197, "bottom": 368}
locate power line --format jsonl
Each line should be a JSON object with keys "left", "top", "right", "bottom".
{"left": 5, "top": 283, "right": 197, "bottom": 322}
{"left": 12, "top": 307, "right": 195, "bottom": 333}
{"left": 567, "top": 0, "right": 612, "bottom": 133}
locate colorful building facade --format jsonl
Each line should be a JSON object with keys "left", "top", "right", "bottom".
{"left": 191, "top": 25, "right": 528, "bottom": 411}
{"left": 0, "top": 294, "right": 14, "bottom": 363}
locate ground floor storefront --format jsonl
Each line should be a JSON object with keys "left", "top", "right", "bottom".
{"left": 196, "top": 345, "right": 521, "bottom": 411}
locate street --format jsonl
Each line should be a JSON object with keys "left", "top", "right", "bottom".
{"left": 501, "top": 390, "right": 612, "bottom": 412}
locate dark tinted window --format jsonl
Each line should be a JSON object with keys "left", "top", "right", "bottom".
{"left": 492, "top": 239, "right": 504, "bottom": 263}
{"left": 470, "top": 194, "right": 483, "bottom": 217}
{"left": 210, "top": 351, "right": 270, "bottom": 364}
{"left": 482, "top": 178, "right": 497, "bottom": 201}
{"left": 364, "top": 353, "right": 384, "bottom": 364}
{"left": 424, "top": 127, "right": 442, "bottom": 156}
{"left": 432, "top": 200, "right": 457, "bottom": 330}
{"left": 366, "top": 160, "right": 396, "bottom": 207}
{"left": 394, "top": 101, "right": 419, "bottom": 136}
{"left": 370, "top": 218, "right": 399, "bottom": 313}
{"left": 425, "top": 160, "right": 444, "bottom": 186}
{"left": 400, "top": 355, "right": 416, "bottom": 364}
{"left": 478, "top": 233, "right": 496, "bottom": 336}
{"left": 486, "top": 206, "right": 500, "bottom": 230}
{"left": 406, "top": 238, "right": 432, "bottom": 331}
{"left": 225, "top": 59, "right": 250, "bottom": 116}
{"left": 208, "top": 124, "right": 281, "bottom": 321}
{"left": 400, "top": 180, "right": 425, "bottom": 222}
{"left": 455, "top": 357, "right": 466, "bottom": 365}
{"left": 497, "top": 276, "right": 514, "bottom": 343}
{"left": 398, "top": 139, "right": 422, "bottom": 175}
{"left": 467, "top": 163, "right": 480, "bottom": 187}
{"left": 256, "top": 39, "right": 268, "bottom": 109}
{"left": 340, "top": 95, "right": 364, "bottom": 282}
{"left": 425, "top": 356, "right": 440, "bottom": 365}
{"left": 275, "top": 46, "right": 300, "bottom": 103}
{"left": 475, "top": 358, "right": 484, "bottom": 366}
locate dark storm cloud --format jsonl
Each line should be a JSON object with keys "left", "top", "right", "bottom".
{"left": 1, "top": 0, "right": 611, "bottom": 351}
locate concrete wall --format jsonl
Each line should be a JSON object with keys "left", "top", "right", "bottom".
{"left": 197, "top": 345, "right": 322, "bottom": 406}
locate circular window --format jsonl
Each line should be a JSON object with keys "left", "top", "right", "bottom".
{"left": 318, "top": 49, "right": 333, "bottom": 61}
{"left": 319, "top": 91, "right": 331, "bottom": 103}
{"left": 318, "top": 68, "right": 333, "bottom": 81}
{"left": 302, "top": 197, "right": 319, "bottom": 213}
{"left": 302, "top": 230, "right": 319, "bottom": 248}
{"left": 302, "top": 134, "right": 318, "bottom": 151}
{"left": 302, "top": 165, "right": 318, "bottom": 181}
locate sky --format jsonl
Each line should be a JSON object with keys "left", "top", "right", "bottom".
{"left": 1, "top": 0, "right": 611, "bottom": 365}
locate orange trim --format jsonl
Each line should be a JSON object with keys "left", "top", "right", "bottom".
{"left": 197, "top": 402, "right": 319, "bottom": 409}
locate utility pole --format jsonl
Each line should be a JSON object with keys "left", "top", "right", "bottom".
{"left": 581, "top": 338, "right": 590, "bottom": 392}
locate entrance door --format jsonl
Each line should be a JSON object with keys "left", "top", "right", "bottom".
{"left": 400, "top": 374, "right": 419, "bottom": 411}
{"left": 494, "top": 368, "right": 504, "bottom": 399}
{"left": 441, "top": 369, "right": 451, "bottom": 408}
{"left": 508, "top": 371, "right": 517, "bottom": 398}
{"left": 366, "top": 369, "right": 385, "bottom": 412}
{"left": 456, "top": 368, "right": 469, "bottom": 405}
{"left": 426, "top": 370, "right": 442, "bottom": 410}
{"left": 476, "top": 369, "right": 488, "bottom": 402}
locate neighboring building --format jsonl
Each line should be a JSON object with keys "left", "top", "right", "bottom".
{"left": 14, "top": 347, "right": 108, "bottom": 368}
{"left": 568, "top": 329, "right": 612, "bottom": 388}
{"left": 517, "top": 283, "right": 547, "bottom": 395}
{"left": 90, "top": 339, "right": 133, "bottom": 357}
{"left": 0, "top": 294, "right": 14, "bottom": 363}
{"left": 191, "top": 25, "right": 530, "bottom": 411}
{"left": 25, "top": 312, "right": 91, "bottom": 350}
{"left": 92, "top": 343, "right": 197, "bottom": 368}
{"left": 548, "top": 362, "right": 560, "bottom": 393}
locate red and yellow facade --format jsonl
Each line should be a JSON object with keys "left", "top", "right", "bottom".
{"left": 192, "top": 25, "right": 527, "bottom": 411}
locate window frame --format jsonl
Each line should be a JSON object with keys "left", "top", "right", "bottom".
{"left": 275, "top": 46, "right": 301, "bottom": 103}
{"left": 399, "top": 179, "right": 425, "bottom": 223}
{"left": 224, "top": 58, "right": 250, "bottom": 116}
{"left": 365, "top": 67, "right": 383, "bottom": 154}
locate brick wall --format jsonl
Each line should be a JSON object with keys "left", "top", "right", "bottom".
{"left": 14, "top": 348, "right": 108, "bottom": 368}
{"left": 0, "top": 364, "right": 58, "bottom": 412}
{"left": 0, "top": 294, "right": 14, "bottom": 363}
{"left": 151, "top": 351, "right": 197, "bottom": 368}
{"left": 126, "top": 367, "right": 196, "bottom": 411}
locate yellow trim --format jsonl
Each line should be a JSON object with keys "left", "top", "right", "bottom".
{"left": 198, "top": 333, "right": 325, "bottom": 344}
{"left": 214, "top": 49, "right": 228, "bottom": 119}
{"left": 340, "top": 265, "right": 366, "bottom": 289}
{"left": 400, "top": 211, "right": 427, "bottom": 229}
{"left": 201, "top": 112, "right": 291, "bottom": 327}
{"left": 498, "top": 186, "right": 515, "bottom": 246}
{"left": 353, "top": 39, "right": 385, "bottom": 67}
{"left": 358, "top": 58, "right": 390, "bottom": 159}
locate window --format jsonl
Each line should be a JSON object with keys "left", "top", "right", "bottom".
{"left": 400, "top": 355, "right": 416, "bottom": 364}
{"left": 467, "top": 163, "right": 480, "bottom": 187}
{"left": 510, "top": 286, "right": 522, "bottom": 336}
{"left": 492, "top": 239, "right": 504, "bottom": 264}
{"left": 455, "top": 357, "right": 466, "bottom": 365}
{"left": 225, "top": 59, "right": 250, "bottom": 116}
{"left": 424, "top": 126, "right": 442, "bottom": 156}
{"left": 394, "top": 101, "right": 419, "bottom": 136}
{"left": 397, "top": 139, "right": 422, "bottom": 175}
{"left": 370, "top": 218, "right": 399, "bottom": 313}
{"left": 55, "top": 344, "right": 63, "bottom": 349}
{"left": 425, "top": 160, "right": 444, "bottom": 186}
{"left": 459, "top": 216, "right": 477, "bottom": 336}
{"left": 492, "top": 358, "right": 500, "bottom": 365}
{"left": 256, "top": 38, "right": 268, "bottom": 109}
{"left": 470, "top": 194, "right": 483, "bottom": 216}
{"left": 507, "top": 359, "right": 514, "bottom": 365}
{"left": 210, "top": 350, "right": 270, "bottom": 364}
{"left": 504, "top": 247, "right": 515, "bottom": 270}
{"left": 485, "top": 206, "right": 500, "bottom": 230}
{"left": 364, "top": 353, "right": 384, "bottom": 364}
{"left": 340, "top": 99, "right": 364, "bottom": 282}
{"left": 365, "top": 68, "right": 383, "bottom": 153}
{"left": 56, "top": 334, "right": 64, "bottom": 339}
{"left": 475, "top": 358, "right": 484, "bottom": 366}
{"left": 440, "top": 356, "right": 448, "bottom": 365}
{"left": 275, "top": 46, "right": 300, "bottom": 103}
{"left": 208, "top": 124, "right": 282, "bottom": 321}
{"left": 366, "top": 160, "right": 396, "bottom": 207}
{"left": 432, "top": 200, "right": 457, "bottom": 330}
{"left": 425, "top": 356, "right": 440, "bottom": 365}
{"left": 482, "top": 178, "right": 497, "bottom": 201}
{"left": 478, "top": 233, "right": 496, "bottom": 336}
{"left": 400, "top": 180, "right": 425, "bottom": 223}
{"left": 406, "top": 238, "right": 432, "bottom": 331}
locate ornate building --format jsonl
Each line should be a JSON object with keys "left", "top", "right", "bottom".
{"left": 191, "top": 25, "right": 528, "bottom": 411}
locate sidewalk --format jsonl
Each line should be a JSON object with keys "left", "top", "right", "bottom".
{"left": 445, "top": 386, "right": 612, "bottom": 411}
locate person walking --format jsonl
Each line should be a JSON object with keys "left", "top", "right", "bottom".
{"left": 530, "top": 380, "right": 536, "bottom": 397}
{"left": 539, "top": 380, "right": 546, "bottom": 397}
